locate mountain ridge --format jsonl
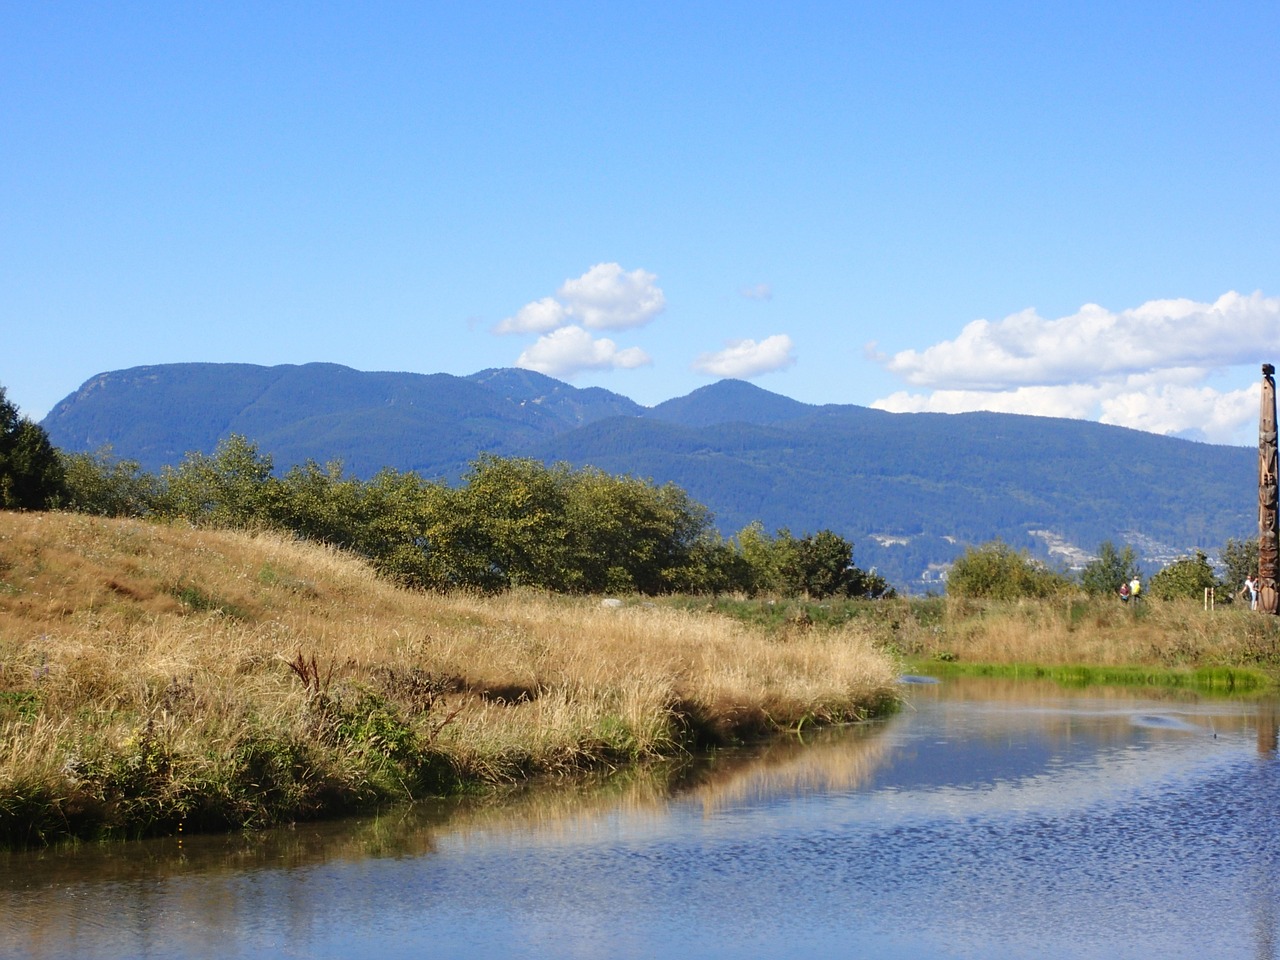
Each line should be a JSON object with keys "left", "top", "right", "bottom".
{"left": 40, "top": 362, "right": 1256, "bottom": 591}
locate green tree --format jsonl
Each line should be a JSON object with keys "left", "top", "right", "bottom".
{"left": 1079, "top": 541, "right": 1141, "bottom": 597}
{"left": 60, "top": 448, "right": 159, "bottom": 517}
{"left": 1148, "top": 550, "right": 1217, "bottom": 601}
{"left": 157, "top": 435, "right": 280, "bottom": 529}
{"left": 274, "top": 459, "right": 369, "bottom": 547}
{"left": 0, "top": 386, "right": 65, "bottom": 510}
{"left": 946, "top": 540, "right": 1072, "bottom": 600}
{"left": 728, "top": 523, "right": 892, "bottom": 599}
{"left": 1220, "top": 537, "right": 1258, "bottom": 596}
{"left": 446, "top": 456, "right": 572, "bottom": 591}
{"left": 733, "top": 521, "right": 795, "bottom": 595}
{"left": 358, "top": 468, "right": 450, "bottom": 588}
{"left": 564, "top": 468, "right": 716, "bottom": 594}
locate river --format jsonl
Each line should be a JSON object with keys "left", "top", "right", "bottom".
{"left": 3, "top": 676, "right": 1279, "bottom": 959}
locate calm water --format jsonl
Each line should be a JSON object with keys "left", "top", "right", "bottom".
{"left": 4, "top": 677, "right": 1280, "bottom": 960}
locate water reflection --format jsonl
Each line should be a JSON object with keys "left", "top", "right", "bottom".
{"left": 4, "top": 677, "right": 1279, "bottom": 960}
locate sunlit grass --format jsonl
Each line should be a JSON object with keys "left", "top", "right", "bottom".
{"left": 0, "top": 512, "right": 899, "bottom": 845}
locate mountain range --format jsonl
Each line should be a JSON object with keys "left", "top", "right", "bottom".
{"left": 40, "top": 362, "right": 1258, "bottom": 591}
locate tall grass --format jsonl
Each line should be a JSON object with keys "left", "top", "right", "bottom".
{"left": 0, "top": 512, "right": 899, "bottom": 846}
{"left": 855, "top": 593, "right": 1280, "bottom": 687}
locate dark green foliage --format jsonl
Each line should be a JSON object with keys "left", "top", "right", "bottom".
{"left": 1148, "top": 550, "right": 1217, "bottom": 601}
{"left": 1080, "top": 541, "right": 1141, "bottom": 597}
{"left": 947, "top": 541, "right": 1073, "bottom": 599}
{"left": 60, "top": 448, "right": 159, "bottom": 516}
{"left": 563, "top": 467, "right": 718, "bottom": 594}
{"left": 55, "top": 442, "right": 882, "bottom": 598}
{"left": 1220, "top": 537, "right": 1258, "bottom": 594}
{"left": 737, "top": 525, "right": 890, "bottom": 599}
{"left": 0, "top": 386, "right": 64, "bottom": 510}
{"left": 40, "top": 362, "right": 1258, "bottom": 593}
{"left": 156, "top": 435, "right": 279, "bottom": 529}
{"left": 727, "top": 523, "right": 890, "bottom": 599}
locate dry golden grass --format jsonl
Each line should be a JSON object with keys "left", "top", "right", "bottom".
{"left": 890, "top": 595, "right": 1280, "bottom": 673}
{"left": 0, "top": 511, "right": 898, "bottom": 844}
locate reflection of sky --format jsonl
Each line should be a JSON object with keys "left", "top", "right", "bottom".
{"left": 5, "top": 684, "right": 1280, "bottom": 960}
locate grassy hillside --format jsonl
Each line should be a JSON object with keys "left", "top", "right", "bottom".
{"left": 0, "top": 512, "right": 898, "bottom": 846}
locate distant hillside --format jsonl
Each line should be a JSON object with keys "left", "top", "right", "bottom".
{"left": 529, "top": 400, "right": 1255, "bottom": 587}
{"left": 644, "top": 379, "right": 815, "bottom": 427}
{"left": 40, "top": 362, "right": 1258, "bottom": 591}
{"left": 42, "top": 363, "right": 640, "bottom": 480}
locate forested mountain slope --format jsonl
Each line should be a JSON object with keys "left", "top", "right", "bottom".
{"left": 41, "top": 363, "right": 1255, "bottom": 590}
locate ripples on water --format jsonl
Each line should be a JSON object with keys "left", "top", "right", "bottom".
{"left": 4, "top": 679, "right": 1278, "bottom": 960}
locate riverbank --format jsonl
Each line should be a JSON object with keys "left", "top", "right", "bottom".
{"left": 895, "top": 594, "right": 1280, "bottom": 687}
{"left": 676, "top": 593, "right": 1280, "bottom": 691}
{"left": 0, "top": 513, "right": 899, "bottom": 847}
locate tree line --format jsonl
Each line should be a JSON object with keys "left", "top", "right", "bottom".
{"left": 946, "top": 537, "right": 1259, "bottom": 603}
{"left": 0, "top": 387, "right": 890, "bottom": 599}
{"left": 8, "top": 382, "right": 1257, "bottom": 603}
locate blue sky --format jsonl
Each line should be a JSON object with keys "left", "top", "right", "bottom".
{"left": 4, "top": 2, "right": 1278, "bottom": 444}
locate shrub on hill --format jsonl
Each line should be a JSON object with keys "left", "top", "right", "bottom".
{"left": 946, "top": 540, "right": 1073, "bottom": 600}
{"left": 1219, "top": 537, "right": 1258, "bottom": 595}
{"left": 1148, "top": 550, "right": 1217, "bottom": 601}
{"left": 60, "top": 435, "right": 885, "bottom": 599}
{"left": 1079, "top": 541, "right": 1142, "bottom": 597}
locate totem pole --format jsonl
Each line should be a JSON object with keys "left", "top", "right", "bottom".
{"left": 1258, "top": 363, "right": 1279, "bottom": 615}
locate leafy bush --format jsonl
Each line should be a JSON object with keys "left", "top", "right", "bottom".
{"left": 60, "top": 448, "right": 159, "bottom": 517}
{"left": 1080, "top": 541, "right": 1141, "bottom": 597}
{"left": 728, "top": 523, "right": 890, "bottom": 599}
{"left": 55, "top": 439, "right": 887, "bottom": 598}
{"left": 1148, "top": 550, "right": 1217, "bottom": 601}
{"left": 946, "top": 540, "right": 1072, "bottom": 600}
{"left": 1220, "top": 537, "right": 1258, "bottom": 594}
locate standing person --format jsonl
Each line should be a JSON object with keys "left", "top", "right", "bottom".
{"left": 1245, "top": 574, "right": 1259, "bottom": 610}
{"left": 1129, "top": 576, "right": 1142, "bottom": 602}
{"left": 1119, "top": 581, "right": 1130, "bottom": 603}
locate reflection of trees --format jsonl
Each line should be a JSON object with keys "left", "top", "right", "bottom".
{"left": 1258, "top": 696, "right": 1278, "bottom": 755}
{"left": 7, "top": 684, "right": 1278, "bottom": 959}
{"left": 0, "top": 721, "right": 900, "bottom": 957}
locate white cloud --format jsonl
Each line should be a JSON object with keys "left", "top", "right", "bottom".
{"left": 741, "top": 283, "right": 773, "bottom": 301}
{"left": 693, "top": 334, "right": 796, "bottom": 378}
{"left": 1099, "top": 381, "right": 1257, "bottom": 440}
{"left": 556, "top": 262, "right": 666, "bottom": 331}
{"left": 495, "top": 263, "right": 665, "bottom": 337}
{"left": 869, "top": 291, "right": 1280, "bottom": 444}
{"left": 877, "top": 291, "right": 1280, "bottom": 388}
{"left": 494, "top": 263, "right": 661, "bottom": 378}
{"left": 515, "top": 325, "right": 652, "bottom": 378}
{"left": 493, "top": 297, "right": 567, "bottom": 335}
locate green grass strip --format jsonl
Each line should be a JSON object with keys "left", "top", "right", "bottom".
{"left": 904, "top": 659, "right": 1276, "bottom": 694}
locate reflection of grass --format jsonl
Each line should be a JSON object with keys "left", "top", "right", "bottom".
{"left": 911, "top": 660, "right": 1270, "bottom": 693}
{"left": 0, "top": 512, "right": 899, "bottom": 848}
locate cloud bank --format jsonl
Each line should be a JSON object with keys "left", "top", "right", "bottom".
{"left": 869, "top": 290, "right": 1279, "bottom": 444}
{"left": 693, "top": 334, "right": 796, "bottom": 378}
{"left": 515, "top": 326, "right": 651, "bottom": 377}
{"left": 496, "top": 263, "right": 662, "bottom": 378}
